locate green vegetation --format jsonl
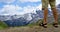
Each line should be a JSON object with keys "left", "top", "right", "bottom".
{"left": 0, "top": 21, "right": 8, "bottom": 30}
{"left": 58, "top": 16, "right": 60, "bottom": 24}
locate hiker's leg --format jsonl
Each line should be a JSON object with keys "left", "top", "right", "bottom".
{"left": 49, "top": 0, "right": 58, "bottom": 24}
{"left": 43, "top": 8, "right": 48, "bottom": 24}
{"left": 42, "top": 0, "right": 48, "bottom": 24}
{"left": 52, "top": 8, "right": 58, "bottom": 23}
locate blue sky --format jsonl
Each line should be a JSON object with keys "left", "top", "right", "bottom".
{"left": 0, "top": 0, "right": 60, "bottom": 15}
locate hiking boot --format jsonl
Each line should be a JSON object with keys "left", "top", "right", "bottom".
{"left": 53, "top": 23, "right": 58, "bottom": 28}
{"left": 39, "top": 23, "right": 47, "bottom": 28}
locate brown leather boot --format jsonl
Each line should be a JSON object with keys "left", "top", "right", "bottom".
{"left": 53, "top": 23, "right": 58, "bottom": 28}
{"left": 39, "top": 23, "right": 47, "bottom": 28}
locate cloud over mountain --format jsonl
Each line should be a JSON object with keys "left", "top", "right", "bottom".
{"left": 19, "top": 0, "right": 41, "bottom": 3}
{"left": 0, "top": 0, "right": 15, "bottom": 4}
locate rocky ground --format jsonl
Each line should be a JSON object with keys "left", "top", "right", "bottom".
{"left": 0, "top": 25, "right": 60, "bottom": 32}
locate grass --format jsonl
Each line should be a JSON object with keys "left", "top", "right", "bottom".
{"left": 0, "top": 23, "right": 60, "bottom": 32}
{"left": 0, "top": 21, "right": 8, "bottom": 30}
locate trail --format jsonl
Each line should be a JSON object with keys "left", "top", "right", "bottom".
{"left": 0, "top": 25, "right": 60, "bottom": 32}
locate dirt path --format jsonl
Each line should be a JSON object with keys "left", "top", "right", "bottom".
{"left": 0, "top": 25, "right": 60, "bottom": 32}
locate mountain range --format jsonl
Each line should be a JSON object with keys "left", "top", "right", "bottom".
{"left": 0, "top": 4, "right": 60, "bottom": 26}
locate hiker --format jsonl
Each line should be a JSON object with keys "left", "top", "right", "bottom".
{"left": 39, "top": 0, "right": 58, "bottom": 28}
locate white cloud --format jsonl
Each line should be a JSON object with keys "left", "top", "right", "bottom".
{"left": 23, "top": 6, "right": 36, "bottom": 13}
{"left": 0, "top": 5, "right": 23, "bottom": 15}
{"left": 0, "top": 5, "right": 34, "bottom": 15}
{"left": 0, "top": 2, "right": 44, "bottom": 15}
{"left": 0, "top": 4, "right": 42, "bottom": 15}
{"left": 56, "top": 0, "right": 60, "bottom": 5}
{"left": 19, "top": 0, "right": 41, "bottom": 3}
{"left": 0, "top": 0, "right": 15, "bottom": 4}
{"left": 36, "top": 4, "right": 42, "bottom": 10}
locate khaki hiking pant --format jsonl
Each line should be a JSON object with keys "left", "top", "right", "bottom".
{"left": 42, "top": 0, "right": 56, "bottom": 9}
